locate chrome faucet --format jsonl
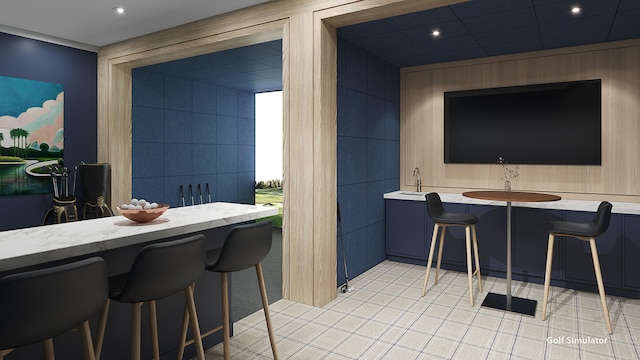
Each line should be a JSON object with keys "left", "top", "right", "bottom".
{"left": 413, "top": 167, "right": 421, "bottom": 192}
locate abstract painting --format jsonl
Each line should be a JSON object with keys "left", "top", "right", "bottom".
{"left": 0, "top": 75, "right": 64, "bottom": 196}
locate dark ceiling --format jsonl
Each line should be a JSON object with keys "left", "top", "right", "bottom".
{"left": 140, "top": 0, "right": 640, "bottom": 93}
{"left": 339, "top": 0, "right": 640, "bottom": 67}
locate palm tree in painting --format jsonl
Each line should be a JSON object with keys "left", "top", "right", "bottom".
{"left": 10, "top": 128, "right": 18, "bottom": 156}
{"left": 9, "top": 128, "right": 30, "bottom": 158}
{"left": 19, "top": 128, "right": 29, "bottom": 157}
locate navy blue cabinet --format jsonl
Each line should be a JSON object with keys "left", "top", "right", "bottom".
{"left": 435, "top": 203, "right": 467, "bottom": 269}
{"left": 385, "top": 200, "right": 427, "bottom": 265}
{"left": 623, "top": 214, "right": 640, "bottom": 291}
{"left": 563, "top": 211, "right": 621, "bottom": 289}
{"left": 512, "top": 207, "right": 563, "bottom": 282}
{"left": 471, "top": 204, "right": 508, "bottom": 277}
{"left": 385, "top": 198, "right": 640, "bottom": 299}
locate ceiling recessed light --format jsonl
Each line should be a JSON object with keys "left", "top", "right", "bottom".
{"left": 432, "top": 30, "right": 441, "bottom": 37}
{"left": 113, "top": 6, "right": 126, "bottom": 15}
{"left": 570, "top": 6, "right": 581, "bottom": 14}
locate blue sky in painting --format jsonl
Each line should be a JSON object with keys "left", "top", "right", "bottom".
{"left": 0, "top": 76, "right": 63, "bottom": 117}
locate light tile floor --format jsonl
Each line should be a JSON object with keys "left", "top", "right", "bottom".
{"left": 202, "top": 260, "right": 640, "bottom": 359}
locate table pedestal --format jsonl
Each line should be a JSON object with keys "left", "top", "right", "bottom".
{"left": 461, "top": 191, "right": 560, "bottom": 317}
{"left": 480, "top": 201, "right": 537, "bottom": 316}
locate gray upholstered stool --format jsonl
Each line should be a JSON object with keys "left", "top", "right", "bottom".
{"left": 542, "top": 201, "right": 613, "bottom": 334}
{"left": 95, "top": 234, "right": 207, "bottom": 360}
{"left": 422, "top": 192, "right": 482, "bottom": 306}
{"left": 179, "top": 220, "right": 278, "bottom": 360}
{"left": 0, "top": 257, "right": 108, "bottom": 360}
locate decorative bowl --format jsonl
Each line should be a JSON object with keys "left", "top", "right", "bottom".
{"left": 117, "top": 204, "right": 170, "bottom": 223}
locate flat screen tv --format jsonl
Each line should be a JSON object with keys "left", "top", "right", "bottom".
{"left": 444, "top": 79, "right": 601, "bottom": 165}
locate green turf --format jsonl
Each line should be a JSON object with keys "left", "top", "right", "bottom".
{"left": 255, "top": 187, "right": 283, "bottom": 228}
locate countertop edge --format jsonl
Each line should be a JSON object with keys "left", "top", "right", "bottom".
{"left": 383, "top": 191, "right": 640, "bottom": 215}
{"left": 0, "top": 203, "right": 278, "bottom": 272}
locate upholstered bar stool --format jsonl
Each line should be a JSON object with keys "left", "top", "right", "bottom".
{"left": 95, "top": 234, "right": 207, "bottom": 360}
{"left": 0, "top": 257, "right": 108, "bottom": 360}
{"left": 178, "top": 220, "right": 278, "bottom": 360}
{"left": 422, "top": 192, "right": 482, "bottom": 306}
{"left": 542, "top": 201, "right": 613, "bottom": 334}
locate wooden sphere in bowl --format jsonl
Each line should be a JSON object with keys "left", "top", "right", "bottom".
{"left": 117, "top": 204, "right": 170, "bottom": 223}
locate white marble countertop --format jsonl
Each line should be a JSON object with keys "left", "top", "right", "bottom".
{"left": 384, "top": 191, "right": 640, "bottom": 215}
{"left": 0, "top": 202, "right": 278, "bottom": 272}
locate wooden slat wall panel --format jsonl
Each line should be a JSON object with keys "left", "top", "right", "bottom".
{"left": 401, "top": 40, "right": 640, "bottom": 202}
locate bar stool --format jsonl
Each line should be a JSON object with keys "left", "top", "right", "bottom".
{"left": 422, "top": 192, "right": 482, "bottom": 306}
{"left": 542, "top": 201, "right": 613, "bottom": 334}
{"left": 0, "top": 257, "right": 108, "bottom": 360}
{"left": 178, "top": 220, "right": 278, "bottom": 360}
{"left": 95, "top": 234, "right": 207, "bottom": 360}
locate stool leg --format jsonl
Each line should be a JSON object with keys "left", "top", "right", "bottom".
{"left": 131, "top": 302, "right": 143, "bottom": 360}
{"left": 176, "top": 302, "right": 190, "bottom": 360}
{"left": 44, "top": 338, "right": 55, "bottom": 360}
{"left": 589, "top": 239, "right": 613, "bottom": 334}
{"left": 185, "top": 283, "right": 206, "bottom": 360}
{"left": 80, "top": 321, "right": 97, "bottom": 360}
{"left": 149, "top": 300, "right": 160, "bottom": 360}
{"left": 221, "top": 272, "right": 231, "bottom": 360}
{"left": 542, "top": 234, "right": 555, "bottom": 321}
{"left": 256, "top": 263, "right": 278, "bottom": 360}
{"left": 94, "top": 299, "right": 110, "bottom": 360}
{"left": 471, "top": 225, "right": 482, "bottom": 292}
{"left": 465, "top": 225, "right": 474, "bottom": 306}
{"left": 435, "top": 226, "right": 446, "bottom": 284}
{"left": 422, "top": 224, "right": 440, "bottom": 296}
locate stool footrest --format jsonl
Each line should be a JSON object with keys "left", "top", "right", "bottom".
{"left": 183, "top": 324, "right": 224, "bottom": 347}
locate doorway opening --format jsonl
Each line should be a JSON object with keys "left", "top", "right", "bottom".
{"left": 254, "top": 90, "right": 283, "bottom": 228}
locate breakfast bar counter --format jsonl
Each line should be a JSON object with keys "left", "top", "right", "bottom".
{"left": 0, "top": 202, "right": 277, "bottom": 272}
{"left": 0, "top": 202, "right": 278, "bottom": 359}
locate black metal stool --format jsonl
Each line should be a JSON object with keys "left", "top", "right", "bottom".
{"left": 95, "top": 235, "right": 207, "bottom": 360}
{"left": 542, "top": 201, "right": 613, "bottom": 334}
{"left": 0, "top": 257, "right": 108, "bottom": 360}
{"left": 178, "top": 220, "right": 278, "bottom": 360}
{"left": 422, "top": 192, "right": 482, "bottom": 306}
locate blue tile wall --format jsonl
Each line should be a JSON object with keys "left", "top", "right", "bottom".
{"left": 132, "top": 70, "right": 255, "bottom": 207}
{"left": 337, "top": 37, "right": 401, "bottom": 285}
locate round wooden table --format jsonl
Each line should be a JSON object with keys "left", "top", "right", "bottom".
{"left": 463, "top": 190, "right": 561, "bottom": 316}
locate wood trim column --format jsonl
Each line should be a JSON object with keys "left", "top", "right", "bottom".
{"left": 312, "top": 15, "right": 338, "bottom": 307}
{"left": 282, "top": 12, "right": 316, "bottom": 305}
{"left": 99, "top": 62, "right": 132, "bottom": 207}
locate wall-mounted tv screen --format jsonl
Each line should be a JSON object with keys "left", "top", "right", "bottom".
{"left": 444, "top": 79, "right": 601, "bottom": 165}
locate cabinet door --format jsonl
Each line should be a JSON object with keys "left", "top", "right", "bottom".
{"left": 564, "top": 212, "right": 620, "bottom": 288}
{"left": 623, "top": 214, "right": 640, "bottom": 290}
{"left": 512, "top": 207, "right": 563, "bottom": 282}
{"left": 386, "top": 200, "right": 427, "bottom": 263}
{"left": 470, "top": 203, "right": 508, "bottom": 276}
{"left": 436, "top": 203, "right": 469, "bottom": 268}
